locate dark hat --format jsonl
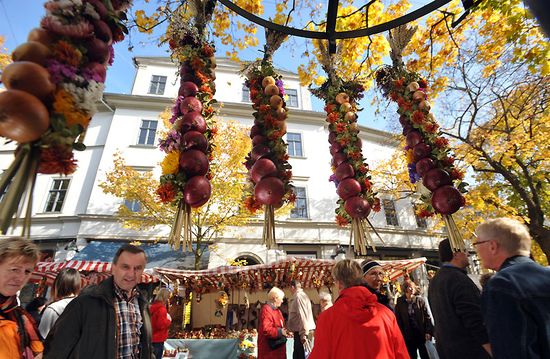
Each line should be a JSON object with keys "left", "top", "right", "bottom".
{"left": 362, "top": 261, "right": 382, "bottom": 274}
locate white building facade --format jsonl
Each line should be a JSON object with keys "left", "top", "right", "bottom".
{"left": 0, "top": 57, "right": 443, "bottom": 267}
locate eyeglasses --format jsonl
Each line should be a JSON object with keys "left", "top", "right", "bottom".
{"left": 472, "top": 240, "right": 491, "bottom": 246}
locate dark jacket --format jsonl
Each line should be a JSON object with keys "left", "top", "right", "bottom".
{"left": 482, "top": 255, "right": 550, "bottom": 359}
{"left": 428, "top": 265, "right": 491, "bottom": 359}
{"left": 361, "top": 283, "right": 393, "bottom": 311}
{"left": 395, "top": 295, "right": 434, "bottom": 342}
{"left": 43, "top": 276, "right": 153, "bottom": 359}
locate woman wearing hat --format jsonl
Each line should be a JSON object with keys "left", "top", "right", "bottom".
{"left": 361, "top": 260, "right": 393, "bottom": 310}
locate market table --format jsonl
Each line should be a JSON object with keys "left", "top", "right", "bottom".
{"left": 164, "top": 337, "right": 295, "bottom": 358}
{"left": 164, "top": 339, "right": 238, "bottom": 358}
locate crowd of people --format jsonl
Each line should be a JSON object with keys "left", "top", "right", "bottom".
{"left": 0, "top": 217, "right": 549, "bottom": 359}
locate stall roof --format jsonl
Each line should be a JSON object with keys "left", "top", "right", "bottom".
{"left": 72, "top": 240, "right": 209, "bottom": 269}
{"left": 32, "top": 260, "right": 158, "bottom": 286}
{"left": 154, "top": 257, "right": 427, "bottom": 294}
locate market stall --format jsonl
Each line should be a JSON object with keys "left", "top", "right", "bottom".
{"left": 154, "top": 256, "right": 427, "bottom": 358}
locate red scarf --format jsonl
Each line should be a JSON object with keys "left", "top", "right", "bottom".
{"left": 0, "top": 295, "right": 42, "bottom": 355}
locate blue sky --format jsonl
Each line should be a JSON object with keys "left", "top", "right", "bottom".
{"left": 0, "top": 0, "right": 397, "bottom": 132}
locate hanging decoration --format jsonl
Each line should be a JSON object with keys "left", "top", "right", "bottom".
{"left": 157, "top": 1, "right": 217, "bottom": 251}
{"left": 0, "top": 0, "right": 131, "bottom": 235}
{"left": 310, "top": 41, "right": 381, "bottom": 256}
{"left": 375, "top": 25, "right": 467, "bottom": 252}
{"left": 214, "top": 290, "right": 229, "bottom": 317}
{"left": 242, "top": 28, "right": 294, "bottom": 249}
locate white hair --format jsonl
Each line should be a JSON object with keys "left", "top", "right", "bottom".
{"left": 267, "top": 287, "right": 284, "bottom": 302}
{"left": 319, "top": 291, "right": 332, "bottom": 302}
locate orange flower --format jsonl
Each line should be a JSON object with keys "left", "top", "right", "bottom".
{"left": 202, "top": 44, "right": 214, "bottom": 57}
{"left": 336, "top": 215, "right": 350, "bottom": 227}
{"left": 38, "top": 145, "right": 78, "bottom": 175}
{"left": 336, "top": 123, "right": 346, "bottom": 133}
{"left": 451, "top": 168, "right": 464, "bottom": 180}
{"left": 324, "top": 103, "right": 336, "bottom": 113}
{"left": 424, "top": 122, "right": 439, "bottom": 133}
{"left": 372, "top": 198, "right": 381, "bottom": 212}
{"left": 53, "top": 89, "right": 90, "bottom": 128}
{"left": 434, "top": 137, "right": 449, "bottom": 148}
{"left": 327, "top": 112, "right": 339, "bottom": 124}
{"left": 54, "top": 40, "right": 82, "bottom": 67}
{"left": 412, "top": 110, "right": 425, "bottom": 124}
{"left": 191, "top": 57, "right": 206, "bottom": 71}
{"left": 393, "top": 78, "right": 405, "bottom": 88}
{"left": 363, "top": 179, "right": 372, "bottom": 191}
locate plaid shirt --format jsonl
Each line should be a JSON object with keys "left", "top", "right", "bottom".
{"left": 113, "top": 284, "right": 143, "bottom": 359}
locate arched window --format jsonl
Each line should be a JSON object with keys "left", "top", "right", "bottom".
{"left": 235, "top": 254, "right": 262, "bottom": 266}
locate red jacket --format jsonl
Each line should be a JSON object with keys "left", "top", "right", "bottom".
{"left": 150, "top": 301, "right": 171, "bottom": 343}
{"left": 258, "top": 303, "right": 286, "bottom": 359}
{"left": 309, "top": 286, "right": 410, "bottom": 359}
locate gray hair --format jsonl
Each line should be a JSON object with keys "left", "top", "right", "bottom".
{"left": 475, "top": 218, "right": 531, "bottom": 256}
{"left": 267, "top": 287, "right": 284, "bottom": 302}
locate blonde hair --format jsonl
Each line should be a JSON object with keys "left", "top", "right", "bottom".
{"left": 155, "top": 287, "right": 171, "bottom": 303}
{"left": 476, "top": 218, "right": 531, "bottom": 256}
{"left": 267, "top": 287, "right": 284, "bottom": 302}
{"left": 0, "top": 237, "right": 40, "bottom": 264}
{"left": 332, "top": 259, "right": 364, "bottom": 288}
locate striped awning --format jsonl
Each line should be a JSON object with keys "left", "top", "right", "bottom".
{"left": 31, "top": 260, "right": 158, "bottom": 287}
{"left": 154, "top": 257, "right": 426, "bottom": 294}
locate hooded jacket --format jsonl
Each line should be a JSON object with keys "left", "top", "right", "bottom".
{"left": 150, "top": 301, "right": 171, "bottom": 343}
{"left": 309, "top": 286, "right": 409, "bottom": 359}
{"left": 43, "top": 276, "right": 153, "bottom": 359}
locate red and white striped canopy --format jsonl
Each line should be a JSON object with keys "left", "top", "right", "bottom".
{"left": 31, "top": 260, "right": 158, "bottom": 287}
{"left": 154, "top": 257, "right": 426, "bottom": 294}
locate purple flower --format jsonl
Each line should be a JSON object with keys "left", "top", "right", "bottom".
{"left": 108, "top": 46, "right": 115, "bottom": 66}
{"left": 159, "top": 130, "right": 182, "bottom": 153}
{"left": 46, "top": 60, "right": 77, "bottom": 84}
{"left": 82, "top": 68, "right": 104, "bottom": 83}
{"left": 329, "top": 174, "right": 340, "bottom": 188}
{"left": 275, "top": 79, "right": 285, "bottom": 97}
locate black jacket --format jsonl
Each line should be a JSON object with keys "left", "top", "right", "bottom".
{"left": 395, "top": 295, "right": 434, "bottom": 342}
{"left": 428, "top": 265, "right": 490, "bottom": 359}
{"left": 361, "top": 283, "right": 393, "bottom": 311}
{"left": 43, "top": 276, "right": 153, "bottom": 359}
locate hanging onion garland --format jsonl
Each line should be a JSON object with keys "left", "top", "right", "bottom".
{"left": 157, "top": 12, "right": 217, "bottom": 251}
{"left": 0, "top": 0, "right": 131, "bottom": 235}
{"left": 376, "top": 66, "right": 467, "bottom": 251}
{"left": 242, "top": 61, "right": 295, "bottom": 249}
{"left": 311, "top": 80, "right": 382, "bottom": 255}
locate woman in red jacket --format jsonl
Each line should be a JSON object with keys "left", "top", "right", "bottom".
{"left": 150, "top": 288, "right": 172, "bottom": 359}
{"left": 309, "top": 260, "right": 410, "bottom": 359}
{"left": 258, "top": 287, "right": 291, "bottom": 359}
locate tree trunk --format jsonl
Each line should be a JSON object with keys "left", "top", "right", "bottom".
{"left": 528, "top": 223, "right": 550, "bottom": 262}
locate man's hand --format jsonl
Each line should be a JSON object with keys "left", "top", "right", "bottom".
{"left": 425, "top": 334, "right": 432, "bottom": 341}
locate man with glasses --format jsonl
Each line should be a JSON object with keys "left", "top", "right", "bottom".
{"left": 475, "top": 218, "right": 550, "bottom": 359}
{"left": 427, "top": 239, "right": 492, "bottom": 359}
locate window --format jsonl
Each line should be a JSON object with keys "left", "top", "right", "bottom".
{"left": 287, "top": 133, "right": 303, "bottom": 157}
{"left": 137, "top": 120, "right": 158, "bottom": 146}
{"left": 285, "top": 88, "right": 299, "bottom": 107}
{"left": 413, "top": 204, "right": 427, "bottom": 229}
{"left": 290, "top": 187, "right": 308, "bottom": 218}
{"left": 148, "top": 75, "right": 167, "bottom": 95}
{"left": 286, "top": 251, "right": 317, "bottom": 259}
{"left": 383, "top": 199, "right": 399, "bottom": 226}
{"left": 242, "top": 83, "right": 250, "bottom": 102}
{"left": 124, "top": 199, "right": 141, "bottom": 212}
{"left": 44, "top": 179, "right": 70, "bottom": 212}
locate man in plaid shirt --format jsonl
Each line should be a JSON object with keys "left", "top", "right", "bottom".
{"left": 44, "top": 244, "right": 154, "bottom": 358}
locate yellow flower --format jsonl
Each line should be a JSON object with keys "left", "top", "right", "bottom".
{"left": 161, "top": 151, "right": 180, "bottom": 175}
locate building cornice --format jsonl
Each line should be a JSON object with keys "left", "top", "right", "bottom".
{"left": 133, "top": 56, "right": 301, "bottom": 80}
{"left": 102, "top": 93, "right": 399, "bottom": 146}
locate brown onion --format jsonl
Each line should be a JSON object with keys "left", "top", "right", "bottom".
{"left": 0, "top": 90, "right": 50, "bottom": 143}
{"left": 12, "top": 41, "right": 51, "bottom": 66}
{"left": 1, "top": 61, "right": 55, "bottom": 101}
